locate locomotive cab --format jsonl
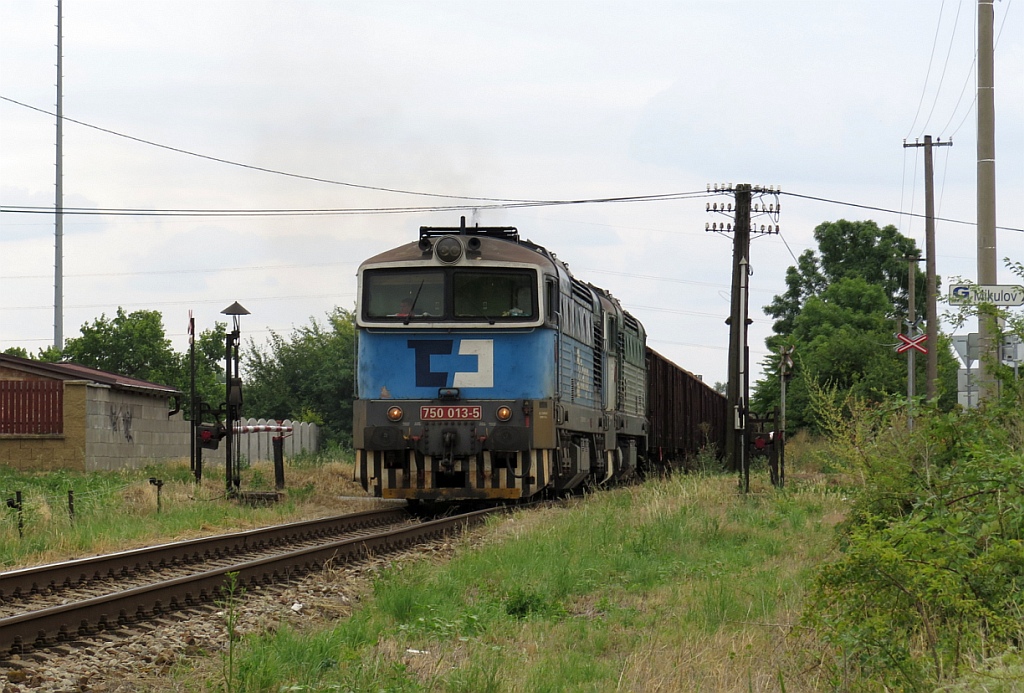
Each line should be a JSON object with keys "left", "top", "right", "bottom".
{"left": 352, "top": 219, "right": 685, "bottom": 503}
{"left": 353, "top": 222, "right": 559, "bottom": 500}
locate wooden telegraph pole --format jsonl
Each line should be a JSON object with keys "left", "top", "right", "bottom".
{"left": 903, "top": 136, "right": 952, "bottom": 400}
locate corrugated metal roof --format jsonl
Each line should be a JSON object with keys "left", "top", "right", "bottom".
{"left": 0, "top": 354, "right": 180, "bottom": 396}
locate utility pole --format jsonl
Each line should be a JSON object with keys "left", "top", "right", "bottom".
{"left": 54, "top": 0, "right": 64, "bottom": 350}
{"left": 707, "top": 183, "right": 780, "bottom": 491}
{"left": 907, "top": 256, "right": 918, "bottom": 429}
{"left": 903, "top": 135, "right": 952, "bottom": 399}
{"left": 778, "top": 345, "right": 795, "bottom": 488}
{"left": 977, "top": 0, "right": 998, "bottom": 400}
{"left": 222, "top": 301, "right": 250, "bottom": 494}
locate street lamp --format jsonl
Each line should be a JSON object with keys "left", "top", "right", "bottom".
{"left": 221, "top": 301, "right": 249, "bottom": 493}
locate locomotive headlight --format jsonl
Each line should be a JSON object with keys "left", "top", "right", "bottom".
{"left": 434, "top": 236, "right": 464, "bottom": 264}
{"left": 386, "top": 406, "right": 404, "bottom": 422}
{"left": 495, "top": 406, "right": 513, "bottom": 422}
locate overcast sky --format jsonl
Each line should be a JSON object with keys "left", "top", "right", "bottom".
{"left": 2, "top": 0, "right": 1022, "bottom": 388}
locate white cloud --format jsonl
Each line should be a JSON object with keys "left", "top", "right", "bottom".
{"left": 1, "top": 1, "right": 1022, "bottom": 385}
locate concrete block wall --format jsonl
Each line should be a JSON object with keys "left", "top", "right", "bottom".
{"left": 3, "top": 377, "right": 321, "bottom": 472}
{"left": 84, "top": 385, "right": 191, "bottom": 471}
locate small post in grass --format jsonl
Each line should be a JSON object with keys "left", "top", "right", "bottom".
{"left": 6, "top": 491, "right": 23, "bottom": 539}
{"left": 149, "top": 478, "right": 164, "bottom": 514}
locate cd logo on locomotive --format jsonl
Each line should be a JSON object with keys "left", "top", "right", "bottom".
{"left": 407, "top": 338, "right": 494, "bottom": 388}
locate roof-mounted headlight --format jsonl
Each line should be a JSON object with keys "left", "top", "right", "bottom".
{"left": 434, "top": 236, "right": 463, "bottom": 264}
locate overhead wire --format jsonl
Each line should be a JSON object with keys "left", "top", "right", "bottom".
{"left": 0, "top": 95, "right": 705, "bottom": 211}
{"left": 921, "top": 0, "right": 965, "bottom": 134}
{"left": 946, "top": 0, "right": 1013, "bottom": 139}
{"left": 0, "top": 95, "right": 546, "bottom": 204}
{"left": 901, "top": 0, "right": 952, "bottom": 237}
{"left": 936, "top": 141, "right": 954, "bottom": 221}
{"left": 939, "top": 49, "right": 977, "bottom": 136}
{"left": 776, "top": 231, "right": 800, "bottom": 264}
{"left": 3, "top": 90, "right": 1020, "bottom": 231}
{"left": 5, "top": 190, "right": 1019, "bottom": 232}
{"left": 2, "top": 260, "right": 359, "bottom": 281}
{"left": 900, "top": 0, "right": 1016, "bottom": 236}
{"left": 905, "top": 0, "right": 949, "bottom": 139}
{"left": 1, "top": 189, "right": 712, "bottom": 217}
{"left": 782, "top": 191, "right": 1023, "bottom": 234}
{"left": 900, "top": 145, "right": 921, "bottom": 237}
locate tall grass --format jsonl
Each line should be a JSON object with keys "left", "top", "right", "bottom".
{"left": 198, "top": 473, "right": 848, "bottom": 692}
{"left": 0, "top": 456, "right": 369, "bottom": 569}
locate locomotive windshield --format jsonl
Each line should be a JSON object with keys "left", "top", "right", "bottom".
{"left": 363, "top": 269, "right": 445, "bottom": 318}
{"left": 453, "top": 270, "right": 535, "bottom": 319}
{"left": 362, "top": 267, "right": 537, "bottom": 322}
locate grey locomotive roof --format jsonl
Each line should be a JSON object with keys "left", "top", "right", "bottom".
{"left": 360, "top": 235, "right": 560, "bottom": 270}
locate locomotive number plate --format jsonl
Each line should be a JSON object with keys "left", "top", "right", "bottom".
{"left": 420, "top": 405, "right": 482, "bottom": 421}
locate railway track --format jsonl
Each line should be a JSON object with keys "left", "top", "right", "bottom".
{"left": 0, "top": 505, "right": 501, "bottom": 657}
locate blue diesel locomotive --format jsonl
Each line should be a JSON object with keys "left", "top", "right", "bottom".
{"left": 353, "top": 219, "right": 725, "bottom": 501}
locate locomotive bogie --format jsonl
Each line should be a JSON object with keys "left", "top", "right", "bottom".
{"left": 357, "top": 448, "right": 556, "bottom": 500}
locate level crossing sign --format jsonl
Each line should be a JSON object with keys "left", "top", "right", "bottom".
{"left": 896, "top": 333, "right": 928, "bottom": 354}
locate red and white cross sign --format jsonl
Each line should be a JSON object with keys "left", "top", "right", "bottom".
{"left": 896, "top": 333, "right": 928, "bottom": 354}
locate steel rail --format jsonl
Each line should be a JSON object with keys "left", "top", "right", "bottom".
{"left": 0, "top": 506, "right": 499, "bottom": 655}
{"left": 0, "top": 507, "right": 409, "bottom": 600}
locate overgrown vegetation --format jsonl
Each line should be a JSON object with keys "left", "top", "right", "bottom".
{"left": 0, "top": 457, "right": 367, "bottom": 568}
{"left": 801, "top": 375, "right": 1024, "bottom": 691}
{"left": 5, "top": 398, "right": 1023, "bottom": 691}
{"left": 172, "top": 472, "right": 848, "bottom": 692}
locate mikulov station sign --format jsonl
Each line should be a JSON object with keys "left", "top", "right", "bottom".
{"left": 949, "top": 284, "right": 1024, "bottom": 306}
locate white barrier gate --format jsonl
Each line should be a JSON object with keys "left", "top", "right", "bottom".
{"left": 233, "top": 417, "right": 320, "bottom": 463}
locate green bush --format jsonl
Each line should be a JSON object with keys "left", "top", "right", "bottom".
{"left": 804, "top": 396, "right": 1024, "bottom": 691}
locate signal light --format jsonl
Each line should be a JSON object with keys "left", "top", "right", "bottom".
{"left": 197, "top": 423, "right": 226, "bottom": 450}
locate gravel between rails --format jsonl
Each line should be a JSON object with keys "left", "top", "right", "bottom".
{"left": 0, "top": 536, "right": 460, "bottom": 693}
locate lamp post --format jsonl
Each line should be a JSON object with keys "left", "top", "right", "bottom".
{"left": 221, "top": 301, "right": 249, "bottom": 494}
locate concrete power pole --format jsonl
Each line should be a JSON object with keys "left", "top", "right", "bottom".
{"left": 722, "top": 185, "right": 751, "bottom": 487}
{"left": 904, "top": 135, "right": 952, "bottom": 399}
{"left": 977, "top": 0, "right": 998, "bottom": 400}
{"left": 707, "top": 183, "right": 780, "bottom": 491}
{"left": 54, "top": 0, "right": 64, "bottom": 350}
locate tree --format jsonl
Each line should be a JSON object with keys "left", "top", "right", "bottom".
{"left": 60, "top": 308, "right": 226, "bottom": 419}
{"left": 63, "top": 308, "right": 181, "bottom": 385}
{"left": 242, "top": 308, "right": 356, "bottom": 447}
{"left": 757, "top": 277, "right": 906, "bottom": 430}
{"left": 764, "top": 219, "right": 923, "bottom": 336}
{"left": 753, "top": 219, "right": 958, "bottom": 430}
{"left": 184, "top": 322, "right": 229, "bottom": 421}
{"left": 2, "top": 345, "right": 70, "bottom": 362}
